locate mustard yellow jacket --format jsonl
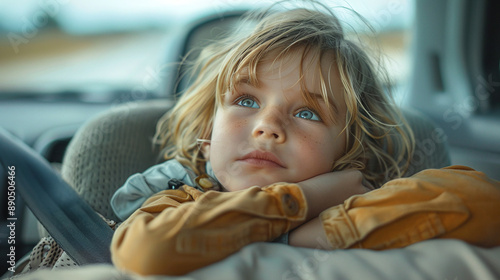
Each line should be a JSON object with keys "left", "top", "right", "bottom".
{"left": 111, "top": 166, "right": 500, "bottom": 276}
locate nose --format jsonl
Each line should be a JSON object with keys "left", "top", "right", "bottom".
{"left": 252, "top": 109, "right": 286, "bottom": 144}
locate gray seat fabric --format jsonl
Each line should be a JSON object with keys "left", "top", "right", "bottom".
{"left": 401, "top": 107, "right": 451, "bottom": 177}
{"left": 60, "top": 100, "right": 450, "bottom": 222}
{"left": 61, "top": 100, "right": 173, "bottom": 221}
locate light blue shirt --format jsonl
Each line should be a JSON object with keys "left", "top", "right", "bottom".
{"left": 111, "top": 159, "right": 216, "bottom": 221}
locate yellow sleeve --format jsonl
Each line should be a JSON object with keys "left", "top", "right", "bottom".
{"left": 110, "top": 183, "right": 307, "bottom": 276}
{"left": 320, "top": 165, "right": 500, "bottom": 250}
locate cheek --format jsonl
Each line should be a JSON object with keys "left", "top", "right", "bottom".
{"left": 209, "top": 126, "right": 252, "bottom": 189}
{"left": 211, "top": 114, "right": 248, "bottom": 145}
{"left": 300, "top": 137, "right": 333, "bottom": 167}
{"left": 209, "top": 111, "right": 250, "bottom": 172}
{"left": 295, "top": 129, "right": 345, "bottom": 170}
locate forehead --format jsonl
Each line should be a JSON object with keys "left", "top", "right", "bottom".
{"left": 234, "top": 48, "right": 337, "bottom": 87}
{"left": 261, "top": 49, "right": 334, "bottom": 84}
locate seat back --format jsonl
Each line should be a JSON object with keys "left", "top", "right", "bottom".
{"left": 61, "top": 100, "right": 173, "bottom": 221}
{"left": 401, "top": 107, "right": 451, "bottom": 177}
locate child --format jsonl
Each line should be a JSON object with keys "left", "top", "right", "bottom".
{"left": 110, "top": 5, "right": 414, "bottom": 222}
{"left": 110, "top": 5, "right": 500, "bottom": 277}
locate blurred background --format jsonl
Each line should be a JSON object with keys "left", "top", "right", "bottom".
{"left": 0, "top": 0, "right": 414, "bottom": 102}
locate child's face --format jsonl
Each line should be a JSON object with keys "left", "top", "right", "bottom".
{"left": 206, "top": 50, "right": 347, "bottom": 191}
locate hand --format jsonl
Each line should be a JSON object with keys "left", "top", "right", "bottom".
{"left": 289, "top": 217, "right": 332, "bottom": 249}
{"left": 297, "top": 170, "right": 367, "bottom": 220}
{"left": 290, "top": 170, "right": 369, "bottom": 249}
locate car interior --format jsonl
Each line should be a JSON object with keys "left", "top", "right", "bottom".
{"left": 0, "top": 0, "right": 499, "bottom": 279}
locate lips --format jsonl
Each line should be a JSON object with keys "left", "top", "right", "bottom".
{"left": 239, "top": 150, "right": 285, "bottom": 168}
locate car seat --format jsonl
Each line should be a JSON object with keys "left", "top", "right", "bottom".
{"left": 60, "top": 100, "right": 174, "bottom": 222}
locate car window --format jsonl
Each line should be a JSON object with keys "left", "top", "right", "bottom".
{"left": 0, "top": 0, "right": 414, "bottom": 103}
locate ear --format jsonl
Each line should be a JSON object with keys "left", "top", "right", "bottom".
{"left": 201, "top": 142, "right": 210, "bottom": 161}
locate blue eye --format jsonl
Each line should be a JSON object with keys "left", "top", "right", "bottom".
{"left": 237, "top": 97, "right": 259, "bottom": 109}
{"left": 295, "top": 109, "right": 321, "bottom": 121}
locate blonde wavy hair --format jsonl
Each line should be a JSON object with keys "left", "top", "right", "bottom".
{"left": 154, "top": 5, "right": 415, "bottom": 187}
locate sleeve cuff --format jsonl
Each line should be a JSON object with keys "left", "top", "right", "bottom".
{"left": 262, "top": 183, "right": 308, "bottom": 221}
{"left": 320, "top": 205, "right": 359, "bottom": 249}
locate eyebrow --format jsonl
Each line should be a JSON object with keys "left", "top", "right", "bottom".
{"left": 308, "top": 92, "right": 339, "bottom": 119}
{"left": 234, "top": 75, "right": 257, "bottom": 88}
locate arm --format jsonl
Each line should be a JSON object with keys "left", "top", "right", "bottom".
{"left": 290, "top": 166, "right": 500, "bottom": 250}
{"left": 289, "top": 217, "right": 332, "bottom": 249}
{"left": 297, "top": 169, "right": 368, "bottom": 220}
{"left": 111, "top": 183, "right": 307, "bottom": 276}
{"left": 318, "top": 166, "right": 500, "bottom": 250}
{"left": 289, "top": 169, "right": 368, "bottom": 248}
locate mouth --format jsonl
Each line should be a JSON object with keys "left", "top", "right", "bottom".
{"left": 238, "top": 150, "right": 286, "bottom": 168}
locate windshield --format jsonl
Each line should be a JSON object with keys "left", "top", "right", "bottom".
{"left": 0, "top": 0, "right": 413, "bottom": 101}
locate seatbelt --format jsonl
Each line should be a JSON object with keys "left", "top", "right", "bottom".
{"left": 0, "top": 128, "right": 113, "bottom": 265}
